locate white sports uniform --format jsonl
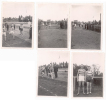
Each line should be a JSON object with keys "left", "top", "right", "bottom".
{"left": 78, "top": 69, "right": 86, "bottom": 81}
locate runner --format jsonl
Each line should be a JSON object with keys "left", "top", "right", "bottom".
{"left": 86, "top": 66, "right": 94, "bottom": 94}
{"left": 77, "top": 64, "right": 86, "bottom": 95}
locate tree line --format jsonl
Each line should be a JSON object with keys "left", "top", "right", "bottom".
{"left": 73, "top": 64, "right": 103, "bottom": 77}
{"left": 3, "top": 15, "right": 32, "bottom": 22}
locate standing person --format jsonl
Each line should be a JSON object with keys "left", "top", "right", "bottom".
{"left": 60, "top": 21, "right": 62, "bottom": 29}
{"left": 29, "top": 24, "right": 32, "bottom": 39}
{"left": 86, "top": 66, "right": 94, "bottom": 94}
{"left": 9, "top": 23, "right": 15, "bottom": 39}
{"left": 74, "top": 24, "right": 76, "bottom": 29}
{"left": 54, "top": 63, "right": 58, "bottom": 78}
{"left": 45, "top": 65, "right": 49, "bottom": 77}
{"left": 77, "top": 64, "right": 86, "bottom": 95}
{"left": 7, "top": 23, "right": 9, "bottom": 31}
{"left": 3, "top": 24, "right": 6, "bottom": 41}
{"left": 48, "top": 64, "right": 51, "bottom": 78}
{"left": 19, "top": 24, "right": 23, "bottom": 35}
{"left": 14, "top": 24, "right": 15, "bottom": 30}
{"left": 50, "top": 63, "right": 54, "bottom": 79}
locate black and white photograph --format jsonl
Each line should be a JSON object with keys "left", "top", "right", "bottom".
{"left": 71, "top": 4, "right": 102, "bottom": 49}
{"left": 37, "top": 51, "right": 69, "bottom": 96}
{"left": 38, "top": 3, "right": 68, "bottom": 48}
{"left": 72, "top": 52, "right": 104, "bottom": 97}
{"left": 2, "top": 2, "right": 34, "bottom": 48}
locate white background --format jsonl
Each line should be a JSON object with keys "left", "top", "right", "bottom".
{"left": 0, "top": 0, "right": 106, "bottom": 100}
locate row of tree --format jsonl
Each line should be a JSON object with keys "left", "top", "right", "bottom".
{"left": 72, "top": 20, "right": 101, "bottom": 25}
{"left": 39, "top": 61, "right": 68, "bottom": 68}
{"left": 73, "top": 64, "right": 103, "bottom": 77}
{"left": 3, "top": 15, "right": 32, "bottom": 22}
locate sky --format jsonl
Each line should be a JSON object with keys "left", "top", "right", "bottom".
{"left": 2, "top": 2, "right": 34, "bottom": 18}
{"left": 72, "top": 5, "right": 102, "bottom": 22}
{"left": 38, "top": 51, "right": 70, "bottom": 66}
{"left": 38, "top": 3, "right": 68, "bottom": 21}
{"left": 73, "top": 53, "right": 104, "bottom": 73}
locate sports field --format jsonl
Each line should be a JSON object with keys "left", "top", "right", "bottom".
{"left": 38, "top": 68, "right": 68, "bottom": 96}
{"left": 2, "top": 22, "right": 32, "bottom": 47}
{"left": 38, "top": 24, "right": 67, "bottom": 48}
{"left": 71, "top": 27, "right": 101, "bottom": 49}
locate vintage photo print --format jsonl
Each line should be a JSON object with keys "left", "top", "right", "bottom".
{"left": 37, "top": 51, "right": 70, "bottom": 96}
{"left": 2, "top": 2, "right": 34, "bottom": 48}
{"left": 38, "top": 3, "right": 68, "bottom": 48}
{"left": 72, "top": 52, "right": 104, "bottom": 97}
{"left": 71, "top": 4, "right": 102, "bottom": 50}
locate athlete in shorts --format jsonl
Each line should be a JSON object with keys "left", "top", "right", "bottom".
{"left": 77, "top": 64, "right": 86, "bottom": 95}
{"left": 86, "top": 67, "right": 93, "bottom": 94}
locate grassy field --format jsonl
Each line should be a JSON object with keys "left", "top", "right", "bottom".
{"left": 38, "top": 76, "right": 67, "bottom": 96}
{"left": 71, "top": 27, "right": 101, "bottom": 49}
{"left": 38, "top": 25, "right": 67, "bottom": 48}
{"left": 38, "top": 68, "right": 68, "bottom": 96}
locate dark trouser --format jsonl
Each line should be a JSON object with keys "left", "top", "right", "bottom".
{"left": 54, "top": 71, "right": 58, "bottom": 78}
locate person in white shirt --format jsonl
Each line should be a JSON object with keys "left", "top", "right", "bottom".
{"left": 77, "top": 64, "right": 86, "bottom": 95}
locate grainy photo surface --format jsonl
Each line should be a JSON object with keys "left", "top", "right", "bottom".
{"left": 38, "top": 3, "right": 68, "bottom": 48}
{"left": 2, "top": 2, "right": 34, "bottom": 48}
{"left": 71, "top": 4, "right": 102, "bottom": 49}
{"left": 37, "top": 51, "right": 69, "bottom": 96}
{"left": 72, "top": 52, "right": 104, "bottom": 97}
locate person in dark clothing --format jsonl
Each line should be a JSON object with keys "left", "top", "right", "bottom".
{"left": 29, "top": 24, "right": 32, "bottom": 39}
{"left": 45, "top": 65, "right": 49, "bottom": 76}
{"left": 54, "top": 64, "right": 58, "bottom": 78}
{"left": 14, "top": 24, "right": 15, "bottom": 30}
{"left": 7, "top": 24, "right": 9, "bottom": 31}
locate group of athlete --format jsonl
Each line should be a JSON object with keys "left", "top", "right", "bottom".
{"left": 3, "top": 21, "right": 32, "bottom": 41}
{"left": 3, "top": 23, "right": 24, "bottom": 41}
{"left": 77, "top": 64, "right": 94, "bottom": 95}
{"left": 39, "top": 63, "right": 58, "bottom": 79}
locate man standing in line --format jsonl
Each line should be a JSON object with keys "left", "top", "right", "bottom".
{"left": 54, "top": 63, "right": 58, "bottom": 78}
